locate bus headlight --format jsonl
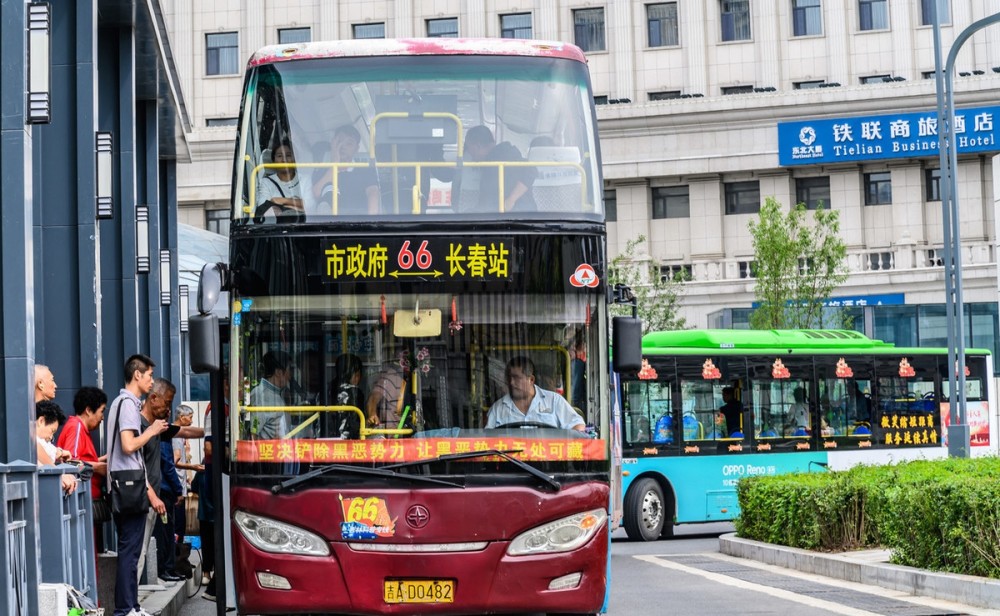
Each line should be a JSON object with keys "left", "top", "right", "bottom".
{"left": 507, "top": 509, "right": 607, "bottom": 556}
{"left": 234, "top": 510, "right": 330, "bottom": 556}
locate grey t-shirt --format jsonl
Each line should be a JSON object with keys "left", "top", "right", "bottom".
{"left": 106, "top": 389, "right": 144, "bottom": 473}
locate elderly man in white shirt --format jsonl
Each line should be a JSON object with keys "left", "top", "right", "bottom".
{"left": 486, "top": 356, "right": 585, "bottom": 431}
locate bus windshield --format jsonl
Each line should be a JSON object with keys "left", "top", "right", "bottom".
{"left": 235, "top": 54, "right": 602, "bottom": 221}
{"left": 231, "top": 289, "right": 607, "bottom": 473}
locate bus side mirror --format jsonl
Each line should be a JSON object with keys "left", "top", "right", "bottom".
{"left": 189, "top": 314, "right": 220, "bottom": 373}
{"left": 612, "top": 316, "right": 642, "bottom": 373}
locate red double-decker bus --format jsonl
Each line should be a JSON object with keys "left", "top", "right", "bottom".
{"left": 190, "top": 38, "right": 640, "bottom": 615}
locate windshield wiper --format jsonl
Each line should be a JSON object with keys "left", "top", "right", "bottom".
{"left": 385, "top": 449, "right": 562, "bottom": 492}
{"left": 271, "top": 464, "right": 463, "bottom": 494}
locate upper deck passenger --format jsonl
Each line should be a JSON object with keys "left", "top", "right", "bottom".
{"left": 313, "top": 125, "right": 380, "bottom": 215}
{"left": 458, "top": 126, "right": 536, "bottom": 213}
{"left": 254, "top": 140, "right": 304, "bottom": 223}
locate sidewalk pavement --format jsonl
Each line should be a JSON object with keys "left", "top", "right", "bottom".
{"left": 96, "top": 552, "right": 200, "bottom": 616}
{"left": 720, "top": 532, "right": 1000, "bottom": 611}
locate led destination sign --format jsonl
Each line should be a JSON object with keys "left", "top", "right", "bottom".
{"left": 778, "top": 105, "right": 1000, "bottom": 166}
{"left": 324, "top": 238, "right": 511, "bottom": 282}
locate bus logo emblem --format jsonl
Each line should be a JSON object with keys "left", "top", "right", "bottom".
{"left": 569, "top": 264, "right": 599, "bottom": 288}
{"left": 406, "top": 505, "right": 430, "bottom": 529}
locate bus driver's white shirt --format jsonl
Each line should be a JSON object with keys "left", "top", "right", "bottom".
{"left": 486, "top": 386, "right": 585, "bottom": 430}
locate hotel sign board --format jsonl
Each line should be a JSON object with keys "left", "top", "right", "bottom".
{"left": 778, "top": 105, "right": 999, "bottom": 166}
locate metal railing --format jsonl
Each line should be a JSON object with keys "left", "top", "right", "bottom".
{"left": 1, "top": 462, "right": 40, "bottom": 616}
{"left": 36, "top": 464, "right": 97, "bottom": 604}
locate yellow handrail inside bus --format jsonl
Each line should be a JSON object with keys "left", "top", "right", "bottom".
{"left": 242, "top": 405, "right": 413, "bottom": 439}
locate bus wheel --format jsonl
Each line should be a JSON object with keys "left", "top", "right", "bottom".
{"left": 623, "top": 478, "right": 664, "bottom": 541}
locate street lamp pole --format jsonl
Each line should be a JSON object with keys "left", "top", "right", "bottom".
{"left": 932, "top": 5, "right": 1000, "bottom": 457}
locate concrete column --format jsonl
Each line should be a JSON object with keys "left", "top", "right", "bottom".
{"left": 825, "top": 2, "right": 850, "bottom": 85}
{"left": 174, "top": 0, "right": 194, "bottom": 109}
{"left": 244, "top": 0, "right": 265, "bottom": 57}
{"left": 392, "top": 0, "right": 412, "bottom": 38}
{"left": 682, "top": 0, "right": 708, "bottom": 95}
{"left": 537, "top": 0, "right": 559, "bottom": 41}
{"left": 610, "top": 0, "right": 634, "bottom": 100}
{"left": 981, "top": 0, "right": 1000, "bottom": 68}
{"left": 142, "top": 102, "right": 166, "bottom": 368}
{"left": 890, "top": 1, "right": 914, "bottom": 78}
{"left": 0, "top": 0, "right": 37, "bottom": 464}
{"left": 689, "top": 177, "right": 724, "bottom": 259}
{"left": 465, "top": 0, "right": 486, "bottom": 38}
{"left": 756, "top": 2, "right": 780, "bottom": 87}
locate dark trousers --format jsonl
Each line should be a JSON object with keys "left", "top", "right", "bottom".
{"left": 155, "top": 491, "right": 177, "bottom": 575}
{"left": 113, "top": 510, "right": 147, "bottom": 616}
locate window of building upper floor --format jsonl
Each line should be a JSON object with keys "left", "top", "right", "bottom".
{"left": 858, "top": 0, "right": 889, "bottom": 31}
{"left": 860, "top": 74, "right": 891, "bottom": 84}
{"left": 925, "top": 168, "right": 942, "bottom": 202}
{"left": 864, "top": 171, "right": 892, "bottom": 205}
{"left": 649, "top": 90, "right": 683, "bottom": 101}
{"left": 725, "top": 180, "right": 761, "bottom": 214}
{"left": 278, "top": 27, "right": 310, "bottom": 45}
{"left": 427, "top": 17, "right": 459, "bottom": 38}
{"left": 647, "top": 3, "right": 679, "bottom": 47}
{"left": 605, "top": 189, "right": 617, "bottom": 222}
{"left": 920, "top": 0, "right": 950, "bottom": 26}
{"left": 652, "top": 185, "right": 690, "bottom": 219}
{"left": 206, "top": 32, "right": 239, "bottom": 76}
{"left": 722, "top": 84, "right": 754, "bottom": 95}
{"left": 721, "top": 0, "right": 751, "bottom": 42}
{"left": 206, "top": 117, "right": 238, "bottom": 127}
{"left": 794, "top": 80, "right": 826, "bottom": 89}
{"left": 574, "top": 8, "right": 606, "bottom": 52}
{"left": 206, "top": 208, "right": 230, "bottom": 236}
{"left": 792, "top": 0, "right": 823, "bottom": 36}
{"left": 353, "top": 23, "right": 386, "bottom": 39}
{"left": 500, "top": 13, "right": 532, "bottom": 39}
{"left": 795, "top": 176, "right": 831, "bottom": 210}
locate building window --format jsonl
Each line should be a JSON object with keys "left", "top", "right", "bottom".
{"left": 738, "top": 260, "right": 756, "bottom": 279}
{"left": 722, "top": 85, "right": 754, "bottom": 95}
{"left": 206, "top": 209, "right": 230, "bottom": 236}
{"left": 794, "top": 80, "right": 826, "bottom": 89}
{"left": 649, "top": 90, "right": 683, "bottom": 101}
{"left": 864, "top": 171, "right": 892, "bottom": 205}
{"left": 353, "top": 23, "right": 385, "bottom": 39}
{"left": 574, "top": 8, "right": 606, "bottom": 52}
{"left": 920, "top": 0, "right": 949, "bottom": 26}
{"left": 206, "top": 117, "right": 238, "bottom": 127}
{"left": 427, "top": 18, "right": 458, "bottom": 38}
{"left": 724, "top": 181, "right": 761, "bottom": 214}
{"left": 652, "top": 186, "right": 690, "bottom": 219}
{"left": 594, "top": 95, "right": 609, "bottom": 105}
{"left": 278, "top": 27, "right": 310, "bottom": 44}
{"left": 796, "top": 176, "right": 831, "bottom": 210}
{"left": 922, "top": 70, "right": 938, "bottom": 80}
{"left": 721, "top": 0, "right": 751, "bottom": 42}
{"left": 859, "top": 0, "right": 888, "bottom": 31}
{"left": 860, "top": 74, "right": 891, "bottom": 84}
{"left": 925, "top": 168, "right": 942, "bottom": 202}
{"left": 206, "top": 32, "right": 239, "bottom": 76}
{"left": 605, "top": 189, "right": 617, "bottom": 222}
{"left": 647, "top": 3, "right": 679, "bottom": 47}
{"left": 792, "top": 0, "right": 822, "bottom": 36}
{"left": 500, "top": 13, "right": 532, "bottom": 39}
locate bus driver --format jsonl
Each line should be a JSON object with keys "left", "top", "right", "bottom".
{"left": 486, "top": 356, "right": 585, "bottom": 432}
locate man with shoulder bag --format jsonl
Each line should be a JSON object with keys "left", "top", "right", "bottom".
{"left": 105, "top": 354, "right": 169, "bottom": 616}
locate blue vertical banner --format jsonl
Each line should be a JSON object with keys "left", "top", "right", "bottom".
{"left": 778, "top": 105, "right": 1000, "bottom": 166}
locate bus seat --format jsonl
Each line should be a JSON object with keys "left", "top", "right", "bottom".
{"left": 759, "top": 428, "right": 779, "bottom": 438}
{"left": 851, "top": 422, "right": 872, "bottom": 436}
{"left": 528, "top": 146, "right": 583, "bottom": 212}
{"left": 791, "top": 427, "right": 809, "bottom": 437}
{"left": 681, "top": 414, "right": 702, "bottom": 440}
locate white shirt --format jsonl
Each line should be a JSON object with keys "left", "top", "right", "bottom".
{"left": 486, "top": 386, "right": 585, "bottom": 430}
{"left": 257, "top": 173, "right": 301, "bottom": 205}
{"left": 249, "top": 378, "right": 288, "bottom": 439}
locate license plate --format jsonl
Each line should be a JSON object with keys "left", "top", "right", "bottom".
{"left": 384, "top": 579, "right": 455, "bottom": 604}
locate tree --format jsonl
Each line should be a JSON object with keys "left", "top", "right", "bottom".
{"left": 609, "top": 235, "right": 687, "bottom": 333}
{"left": 748, "top": 197, "right": 848, "bottom": 329}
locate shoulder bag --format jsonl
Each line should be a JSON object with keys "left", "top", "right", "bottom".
{"left": 107, "top": 397, "right": 150, "bottom": 515}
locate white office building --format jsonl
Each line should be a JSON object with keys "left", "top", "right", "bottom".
{"left": 165, "top": 0, "right": 1000, "bottom": 356}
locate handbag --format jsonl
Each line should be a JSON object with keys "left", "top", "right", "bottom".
{"left": 92, "top": 495, "right": 113, "bottom": 523}
{"left": 107, "top": 398, "right": 151, "bottom": 515}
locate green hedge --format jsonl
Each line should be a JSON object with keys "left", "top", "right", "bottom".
{"left": 735, "top": 457, "right": 1000, "bottom": 579}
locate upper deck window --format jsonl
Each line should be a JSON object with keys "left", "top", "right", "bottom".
{"left": 234, "top": 54, "right": 603, "bottom": 224}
